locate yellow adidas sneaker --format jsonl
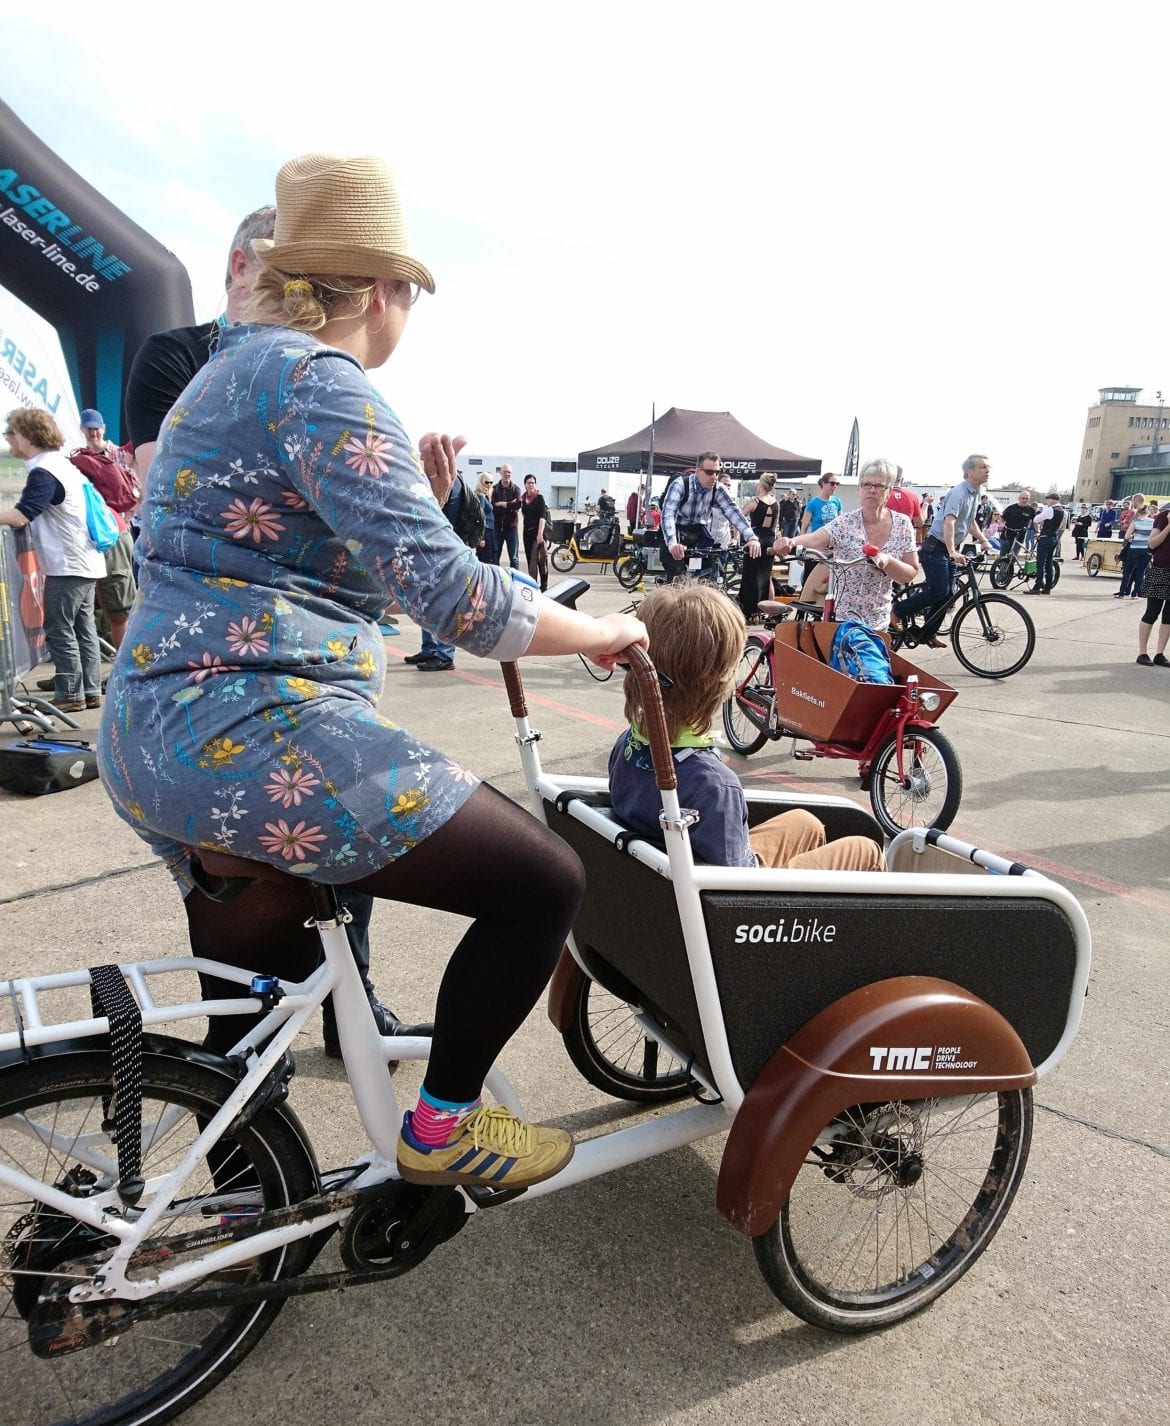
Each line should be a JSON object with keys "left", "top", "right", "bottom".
{"left": 397, "top": 1104, "right": 574, "bottom": 1189}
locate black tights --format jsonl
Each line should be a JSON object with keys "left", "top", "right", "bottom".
{"left": 1140, "top": 597, "right": 1170, "bottom": 625}
{"left": 187, "top": 782, "right": 584, "bottom": 1102}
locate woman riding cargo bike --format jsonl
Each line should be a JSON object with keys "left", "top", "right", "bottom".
{"left": 96, "top": 150, "right": 646, "bottom": 1197}
{"left": 732, "top": 461, "right": 961, "bottom": 836}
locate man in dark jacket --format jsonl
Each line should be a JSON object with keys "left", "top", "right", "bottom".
{"left": 491, "top": 465, "right": 522, "bottom": 567}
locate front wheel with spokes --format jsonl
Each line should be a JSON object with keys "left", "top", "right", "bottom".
{"left": 950, "top": 593, "right": 1035, "bottom": 679}
{"left": 561, "top": 975, "right": 693, "bottom": 1102}
{"left": 550, "top": 544, "right": 577, "bottom": 573}
{"left": 868, "top": 723, "right": 961, "bottom": 837}
{"left": 754, "top": 1089, "right": 1033, "bottom": 1332}
{"left": 989, "top": 557, "right": 1015, "bottom": 590}
{"left": 615, "top": 553, "right": 647, "bottom": 590}
{"left": 721, "top": 634, "right": 772, "bottom": 756}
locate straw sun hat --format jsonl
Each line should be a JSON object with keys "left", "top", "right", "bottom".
{"left": 252, "top": 152, "right": 435, "bottom": 293}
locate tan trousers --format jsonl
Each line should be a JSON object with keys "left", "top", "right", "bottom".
{"left": 748, "top": 808, "right": 885, "bottom": 872}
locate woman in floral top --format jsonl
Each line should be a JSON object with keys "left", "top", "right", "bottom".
{"left": 774, "top": 458, "right": 919, "bottom": 632}
{"left": 98, "top": 153, "right": 646, "bottom": 1192}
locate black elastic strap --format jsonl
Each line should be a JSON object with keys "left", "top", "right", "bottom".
{"left": 89, "top": 964, "right": 145, "bottom": 1205}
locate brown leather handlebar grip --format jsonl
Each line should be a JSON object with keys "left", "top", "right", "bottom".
{"left": 502, "top": 645, "right": 676, "bottom": 792}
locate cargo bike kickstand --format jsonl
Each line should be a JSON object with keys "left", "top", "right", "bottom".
{"left": 0, "top": 579, "right": 1090, "bottom": 1426}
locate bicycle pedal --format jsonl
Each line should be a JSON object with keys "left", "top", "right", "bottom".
{"left": 463, "top": 1183, "right": 529, "bottom": 1209}
{"left": 792, "top": 748, "right": 816, "bottom": 761}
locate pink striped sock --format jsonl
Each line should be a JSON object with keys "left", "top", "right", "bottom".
{"left": 409, "top": 1095, "right": 480, "bottom": 1147}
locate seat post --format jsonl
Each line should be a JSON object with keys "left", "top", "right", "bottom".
{"left": 309, "top": 881, "right": 343, "bottom": 923}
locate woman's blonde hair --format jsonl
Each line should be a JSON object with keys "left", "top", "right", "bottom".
{"left": 7, "top": 407, "right": 64, "bottom": 451}
{"left": 624, "top": 581, "right": 746, "bottom": 742}
{"left": 244, "top": 266, "right": 386, "bottom": 332}
{"left": 476, "top": 474, "right": 494, "bottom": 493}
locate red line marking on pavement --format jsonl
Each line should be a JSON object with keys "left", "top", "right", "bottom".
{"left": 388, "top": 645, "right": 1170, "bottom": 911}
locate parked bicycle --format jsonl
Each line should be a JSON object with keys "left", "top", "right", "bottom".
{"left": 0, "top": 580, "right": 1091, "bottom": 1426}
{"left": 988, "top": 540, "right": 1062, "bottom": 592}
{"left": 892, "top": 557, "right": 1035, "bottom": 678}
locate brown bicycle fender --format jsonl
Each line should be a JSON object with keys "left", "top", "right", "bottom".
{"left": 547, "top": 947, "right": 584, "bottom": 1031}
{"left": 716, "top": 975, "right": 1037, "bottom": 1238}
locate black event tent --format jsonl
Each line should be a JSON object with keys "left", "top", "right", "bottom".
{"left": 578, "top": 407, "right": 820, "bottom": 478}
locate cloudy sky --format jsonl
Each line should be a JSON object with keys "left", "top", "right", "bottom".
{"left": 2, "top": 1, "right": 1166, "bottom": 485}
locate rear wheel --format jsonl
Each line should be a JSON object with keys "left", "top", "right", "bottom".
{"left": 561, "top": 976, "right": 692, "bottom": 1102}
{"left": 721, "top": 634, "right": 772, "bottom": 756}
{"left": 550, "top": 544, "right": 577, "bottom": 573}
{"left": 868, "top": 723, "right": 962, "bottom": 836}
{"left": 615, "top": 553, "right": 646, "bottom": 590}
{"left": 0, "top": 1050, "right": 316, "bottom": 1426}
{"left": 950, "top": 593, "right": 1035, "bottom": 679}
{"left": 754, "top": 1090, "right": 1032, "bottom": 1332}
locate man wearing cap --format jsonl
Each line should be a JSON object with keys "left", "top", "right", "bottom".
{"left": 1029, "top": 492, "right": 1065, "bottom": 594}
{"left": 69, "top": 409, "right": 140, "bottom": 650}
{"left": 121, "top": 204, "right": 400, "bottom": 1059}
{"left": 659, "top": 452, "right": 760, "bottom": 582}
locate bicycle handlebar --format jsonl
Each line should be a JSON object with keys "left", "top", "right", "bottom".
{"left": 785, "top": 544, "right": 873, "bottom": 571}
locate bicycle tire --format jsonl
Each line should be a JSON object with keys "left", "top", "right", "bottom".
{"left": 989, "top": 557, "right": 1014, "bottom": 590}
{"left": 1085, "top": 553, "right": 1102, "bottom": 576}
{"left": 753, "top": 1090, "right": 1032, "bottom": 1332}
{"left": 561, "top": 976, "right": 692, "bottom": 1102}
{"left": 868, "top": 723, "right": 962, "bottom": 837}
{"left": 721, "top": 634, "right": 772, "bottom": 756}
{"left": 615, "top": 553, "right": 646, "bottom": 590}
{"left": 950, "top": 592, "right": 1035, "bottom": 679}
{"left": 550, "top": 544, "right": 577, "bottom": 573}
{"left": 0, "top": 1046, "right": 317, "bottom": 1426}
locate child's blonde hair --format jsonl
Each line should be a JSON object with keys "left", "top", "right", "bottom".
{"left": 623, "top": 581, "right": 746, "bottom": 742}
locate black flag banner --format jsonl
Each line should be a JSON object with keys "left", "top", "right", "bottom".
{"left": 843, "top": 417, "right": 860, "bottom": 484}
{"left": 0, "top": 100, "right": 194, "bottom": 440}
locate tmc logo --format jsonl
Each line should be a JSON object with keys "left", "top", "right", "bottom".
{"left": 868, "top": 1046, "right": 932, "bottom": 1071}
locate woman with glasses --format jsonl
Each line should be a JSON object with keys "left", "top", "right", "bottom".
{"left": 800, "top": 472, "right": 843, "bottom": 536}
{"left": 774, "top": 459, "right": 919, "bottom": 632}
{"left": 97, "top": 152, "right": 647, "bottom": 1194}
{"left": 475, "top": 473, "right": 497, "bottom": 563}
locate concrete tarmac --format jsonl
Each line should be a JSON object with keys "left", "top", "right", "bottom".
{"left": 1, "top": 562, "right": 1166, "bottom": 1426}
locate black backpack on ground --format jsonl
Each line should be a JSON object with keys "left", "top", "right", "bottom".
{"left": 0, "top": 737, "right": 100, "bottom": 795}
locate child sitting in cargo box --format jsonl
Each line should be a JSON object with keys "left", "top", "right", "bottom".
{"left": 609, "top": 582, "right": 885, "bottom": 871}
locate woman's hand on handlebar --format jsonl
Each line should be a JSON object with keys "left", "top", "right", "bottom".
{"left": 418, "top": 432, "right": 467, "bottom": 506}
{"left": 589, "top": 612, "right": 649, "bottom": 671}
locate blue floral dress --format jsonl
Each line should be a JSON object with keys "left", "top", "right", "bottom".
{"left": 98, "top": 324, "right": 538, "bottom": 889}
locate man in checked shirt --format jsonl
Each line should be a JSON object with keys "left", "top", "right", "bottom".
{"left": 660, "top": 451, "right": 760, "bottom": 582}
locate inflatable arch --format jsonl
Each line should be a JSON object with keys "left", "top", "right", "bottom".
{"left": 0, "top": 99, "right": 194, "bottom": 442}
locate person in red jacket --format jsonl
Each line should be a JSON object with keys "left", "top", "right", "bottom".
{"left": 69, "top": 409, "right": 140, "bottom": 649}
